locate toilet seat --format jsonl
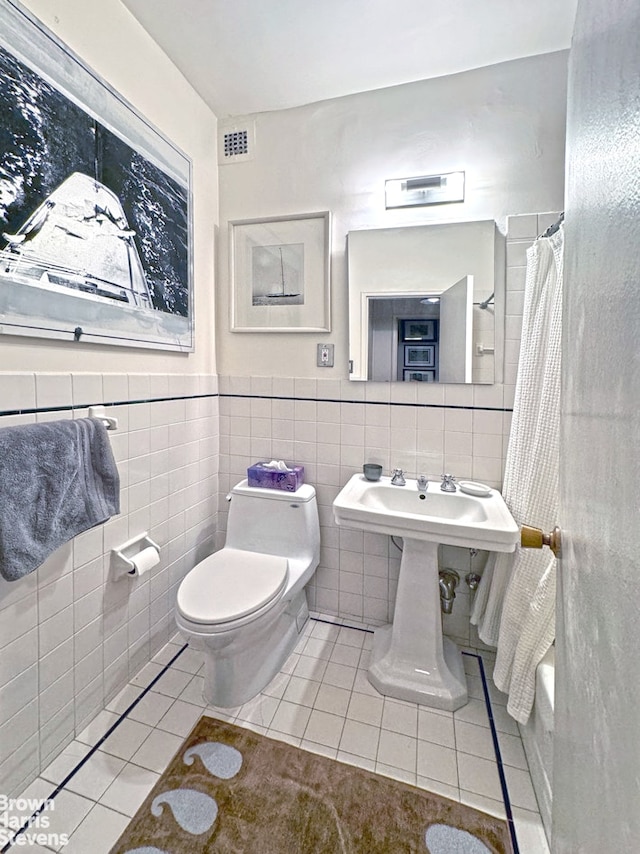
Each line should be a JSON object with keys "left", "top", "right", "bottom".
{"left": 177, "top": 547, "right": 289, "bottom": 626}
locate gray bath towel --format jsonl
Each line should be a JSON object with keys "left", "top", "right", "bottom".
{"left": 0, "top": 417, "right": 120, "bottom": 581}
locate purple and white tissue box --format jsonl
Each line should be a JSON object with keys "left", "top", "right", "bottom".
{"left": 247, "top": 462, "right": 305, "bottom": 492}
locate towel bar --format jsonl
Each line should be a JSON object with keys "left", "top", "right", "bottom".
{"left": 88, "top": 405, "right": 118, "bottom": 431}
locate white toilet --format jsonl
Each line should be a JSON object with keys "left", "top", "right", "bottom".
{"left": 175, "top": 478, "right": 320, "bottom": 707}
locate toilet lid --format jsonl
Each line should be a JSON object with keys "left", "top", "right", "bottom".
{"left": 177, "top": 548, "right": 289, "bottom": 625}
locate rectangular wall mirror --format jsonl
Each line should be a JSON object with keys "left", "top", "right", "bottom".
{"left": 347, "top": 220, "right": 504, "bottom": 383}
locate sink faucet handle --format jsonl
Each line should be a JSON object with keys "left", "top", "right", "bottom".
{"left": 391, "top": 468, "right": 406, "bottom": 486}
{"left": 440, "top": 473, "right": 456, "bottom": 492}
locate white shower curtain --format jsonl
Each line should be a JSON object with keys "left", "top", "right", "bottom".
{"left": 471, "top": 224, "right": 563, "bottom": 724}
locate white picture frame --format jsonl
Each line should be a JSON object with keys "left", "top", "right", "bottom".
{"left": 0, "top": 1, "right": 194, "bottom": 351}
{"left": 230, "top": 212, "right": 331, "bottom": 332}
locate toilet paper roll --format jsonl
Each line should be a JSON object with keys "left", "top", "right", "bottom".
{"left": 128, "top": 546, "right": 160, "bottom": 577}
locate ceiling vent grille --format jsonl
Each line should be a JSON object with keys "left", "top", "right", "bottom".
{"left": 223, "top": 129, "right": 248, "bottom": 157}
{"left": 218, "top": 120, "right": 255, "bottom": 164}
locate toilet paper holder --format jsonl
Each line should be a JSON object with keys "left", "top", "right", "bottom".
{"left": 111, "top": 532, "right": 161, "bottom": 579}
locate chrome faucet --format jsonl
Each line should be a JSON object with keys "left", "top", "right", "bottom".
{"left": 416, "top": 475, "right": 428, "bottom": 491}
{"left": 391, "top": 468, "right": 406, "bottom": 486}
{"left": 440, "top": 473, "right": 456, "bottom": 492}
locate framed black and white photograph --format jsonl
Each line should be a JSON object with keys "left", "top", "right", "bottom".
{"left": 0, "top": 2, "right": 193, "bottom": 351}
{"left": 400, "top": 319, "right": 437, "bottom": 342}
{"left": 230, "top": 212, "right": 331, "bottom": 332}
{"left": 404, "top": 344, "right": 435, "bottom": 367}
{"left": 403, "top": 369, "right": 436, "bottom": 382}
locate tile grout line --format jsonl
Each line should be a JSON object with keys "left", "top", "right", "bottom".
{"left": 310, "top": 615, "right": 375, "bottom": 634}
{"left": 221, "top": 393, "right": 513, "bottom": 413}
{"left": 0, "top": 393, "right": 219, "bottom": 419}
{"left": 465, "top": 650, "right": 520, "bottom": 854}
{"left": 1, "top": 643, "right": 188, "bottom": 852}
{"left": 0, "top": 390, "right": 513, "bottom": 420}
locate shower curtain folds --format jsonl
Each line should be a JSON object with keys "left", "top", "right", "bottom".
{"left": 471, "top": 224, "right": 564, "bottom": 724}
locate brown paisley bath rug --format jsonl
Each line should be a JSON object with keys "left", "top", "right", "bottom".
{"left": 110, "top": 715, "right": 513, "bottom": 854}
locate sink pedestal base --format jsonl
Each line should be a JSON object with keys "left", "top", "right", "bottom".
{"left": 367, "top": 539, "right": 468, "bottom": 711}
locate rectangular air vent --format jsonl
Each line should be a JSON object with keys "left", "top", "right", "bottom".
{"left": 218, "top": 120, "right": 255, "bottom": 164}
{"left": 224, "top": 130, "right": 248, "bottom": 157}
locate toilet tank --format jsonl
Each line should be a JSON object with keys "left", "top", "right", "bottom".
{"left": 226, "top": 479, "right": 320, "bottom": 566}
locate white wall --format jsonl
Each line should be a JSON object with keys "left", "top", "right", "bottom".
{"left": 0, "top": 1, "right": 220, "bottom": 797}
{"left": 217, "top": 51, "right": 568, "bottom": 378}
{"left": 3, "top": 0, "right": 218, "bottom": 374}
{"left": 216, "top": 52, "right": 568, "bottom": 630}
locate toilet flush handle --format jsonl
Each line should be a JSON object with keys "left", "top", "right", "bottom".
{"left": 520, "top": 525, "right": 562, "bottom": 558}
{"left": 226, "top": 492, "right": 232, "bottom": 502}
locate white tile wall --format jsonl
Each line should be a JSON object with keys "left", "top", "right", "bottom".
{"left": 0, "top": 373, "right": 219, "bottom": 797}
{"left": 218, "top": 213, "right": 560, "bottom": 639}
{"left": 219, "top": 379, "right": 507, "bottom": 629}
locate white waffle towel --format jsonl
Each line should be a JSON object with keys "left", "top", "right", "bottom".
{"left": 471, "top": 226, "right": 563, "bottom": 724}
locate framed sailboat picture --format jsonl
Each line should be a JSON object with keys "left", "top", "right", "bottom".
{"left": 0, "top": 1, "right": 193, "bottom": 351}
{"left": 230, "top": 212, "right": 331, "bottom": 332}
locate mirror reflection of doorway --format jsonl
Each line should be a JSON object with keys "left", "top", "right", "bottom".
{"left": 367, "top": 276, "right": 473, "bottom": 383}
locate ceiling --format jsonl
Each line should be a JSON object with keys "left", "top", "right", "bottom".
{"left": 121, "top": 0, "right": 578, "bottom": 118}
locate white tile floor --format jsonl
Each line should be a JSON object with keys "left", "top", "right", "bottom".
{"left": 2, "top": 617, "right": 550, "bottom": 853}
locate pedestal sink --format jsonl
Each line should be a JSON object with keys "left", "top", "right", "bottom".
{"left": 333, "top": 474, "right": 519, "bottom": 710}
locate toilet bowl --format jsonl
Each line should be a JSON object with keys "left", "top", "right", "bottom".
{"left": 175, "top": 478, "right": 320, "bottom": 707}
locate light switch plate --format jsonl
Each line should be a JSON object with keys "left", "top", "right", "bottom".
{"left": 317, "top": 343, "right": 334, "bottom": 367}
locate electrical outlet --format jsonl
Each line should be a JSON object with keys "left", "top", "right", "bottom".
{"left": 317, "top": 343, "right": 334, "bottom": 367}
